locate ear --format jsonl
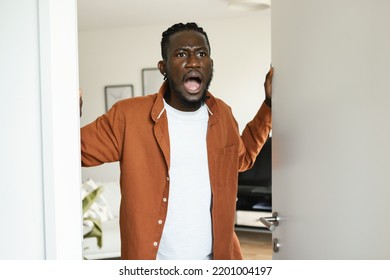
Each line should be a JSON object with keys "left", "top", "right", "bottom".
{"left": 158, "top": 60, "right": 166, "bottom": 76}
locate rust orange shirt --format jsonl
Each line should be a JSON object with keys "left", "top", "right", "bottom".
{"left": 81, "top": 81, "right": 272, "bottom": 259}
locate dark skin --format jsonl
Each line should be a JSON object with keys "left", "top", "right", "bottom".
{"left": 157, "top": 29, "right": 273, "bottom": 112}
{"left": 264, "top": 66, "right": 273, "bottom": 107}
{"left": 79, "top": 30, "right": 273, "bottom": 115}
{"left": 158, "top": 30, "right": 213, "bottom": 111}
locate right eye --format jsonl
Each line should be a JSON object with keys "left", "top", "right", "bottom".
{"left": 177, "top": 52, "right": 187, "bottom": 58}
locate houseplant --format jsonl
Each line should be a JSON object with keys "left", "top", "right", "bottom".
{"left": 82, "top": 185, "right": 103, "bottom": 248}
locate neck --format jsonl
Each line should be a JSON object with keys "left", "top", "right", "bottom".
{"left": 164, "top": 88, "right": 204, "bottom": 112}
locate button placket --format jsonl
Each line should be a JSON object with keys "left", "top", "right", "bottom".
{"left": 153, "top": 177, "right": 169, "bottom": 251}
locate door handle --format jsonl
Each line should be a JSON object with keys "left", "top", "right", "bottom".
{"left": 259, "top": 212, "right": 279, "bottom": 231}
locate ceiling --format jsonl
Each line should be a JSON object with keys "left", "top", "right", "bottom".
{"left": 77, "top": 0, "right": 270, "bottom": 31}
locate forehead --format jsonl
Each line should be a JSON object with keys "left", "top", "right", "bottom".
{"left": 167, "top": 30, "right": 209, "bottom": 51}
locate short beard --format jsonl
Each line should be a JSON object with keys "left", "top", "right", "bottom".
{"left": 167, "top": 71, "right": 213, "bottom": 111}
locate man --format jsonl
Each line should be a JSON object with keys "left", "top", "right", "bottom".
{"left": 81, "top": 22, "right": 273, "bottom": 260}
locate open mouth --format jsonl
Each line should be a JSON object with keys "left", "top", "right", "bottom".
{"left": 183, "top": 72, "right": 203, "bottom": 93}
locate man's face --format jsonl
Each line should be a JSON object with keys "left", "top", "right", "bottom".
{"left": 159, "top": 30, "right": 213, "bottom": 111}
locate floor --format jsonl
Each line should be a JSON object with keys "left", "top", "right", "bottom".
{"left": 236, "top": 230, "right": 272, "bottom": 260}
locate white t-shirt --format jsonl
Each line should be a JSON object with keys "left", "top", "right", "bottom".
{"left": 157, "top": 100, "right": 212, "bottom": 260}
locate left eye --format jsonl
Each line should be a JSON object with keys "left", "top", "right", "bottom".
{"left": 197, "top": 52, "right": 206, "bottom": 57}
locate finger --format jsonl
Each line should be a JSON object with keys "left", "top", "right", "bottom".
{"left": 79, "top": 88, "right": 83, "bottom": 117}
{"left": 267, "top": 66, "right": 274, "bottom": 78}
{"left": 265, "top": 71, "right": 273, "bottom": 86}
{"left": 264, "top": 67, "right": 273, "bottom": 100}
{"left": 265, "top": 68, "right": 274, "bottom": 82}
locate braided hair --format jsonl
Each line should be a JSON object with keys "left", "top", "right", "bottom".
{"left": 160, "top": 22, "right": 211, "bottom": 61}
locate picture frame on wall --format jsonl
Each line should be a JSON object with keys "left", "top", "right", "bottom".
{"left": 142, "top": 68, "right": 163, "bottom": 96}
{"left": 104, "top": 84, "right": 134, "bottom": 111}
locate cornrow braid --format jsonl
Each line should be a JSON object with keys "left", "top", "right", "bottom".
{"left": 160, "top": 22, "right": 211, "bottom": 60}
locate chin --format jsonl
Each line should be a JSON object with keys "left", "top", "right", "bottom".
{"left": 178, "top": 91, "right": 207, "bottom": 109}
{"left": 184, "top": 92, "right": 204, "bottom": 102}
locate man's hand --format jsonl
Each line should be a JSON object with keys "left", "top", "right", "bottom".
{"left": 79, "top": 89, "right": 83, "bottom": 117}
{"left": 264, "top": 66, "right": 273, "bottom": 108}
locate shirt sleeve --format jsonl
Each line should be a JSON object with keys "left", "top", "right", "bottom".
{"left": 80, "top": 103, "right": 124, "bottom": 167}
{"left": 237, "top": 101, "right": 272, "bottom": 172}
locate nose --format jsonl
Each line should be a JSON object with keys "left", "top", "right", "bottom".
{"left": 185, "top": 54, "right": 200, "bottom": 68}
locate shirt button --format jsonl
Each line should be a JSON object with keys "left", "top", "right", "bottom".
{"left": 158, "top": 220, "right": 163, "bottom": 224}
{"left": 153, "top": 242, "right": 158, "bottom": 247}
{"left": 162, "top": 198, "right": 167, "bottom": 202}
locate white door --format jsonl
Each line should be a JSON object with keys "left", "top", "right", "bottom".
{"left": 269, "top": 0, "right": 390, "bottom": 259}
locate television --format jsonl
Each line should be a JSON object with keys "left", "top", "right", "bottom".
{"left": 238, "top": 137, "right": 272, "bottom": 187}
{"left": 237, "top": 137, "right": 272, "bottom": 212}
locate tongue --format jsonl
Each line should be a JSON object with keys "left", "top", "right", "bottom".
{"left": 184, "top": 79, "right": 201, "bottom": 92}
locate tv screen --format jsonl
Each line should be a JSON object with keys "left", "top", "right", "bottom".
{"left": 238, "top": 137, "right": 272, "bottom": 187}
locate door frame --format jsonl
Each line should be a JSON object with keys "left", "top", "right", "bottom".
{"left": 39, "top": 0, "right": 83, "bottom": 259}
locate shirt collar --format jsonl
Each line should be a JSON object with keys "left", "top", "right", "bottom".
{"left": 151, "top": 80, "right": 216, "bottom": 122}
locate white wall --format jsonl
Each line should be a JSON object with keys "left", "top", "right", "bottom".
{"left": 79, "top": 12, "right": 271, "bottom": 182}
